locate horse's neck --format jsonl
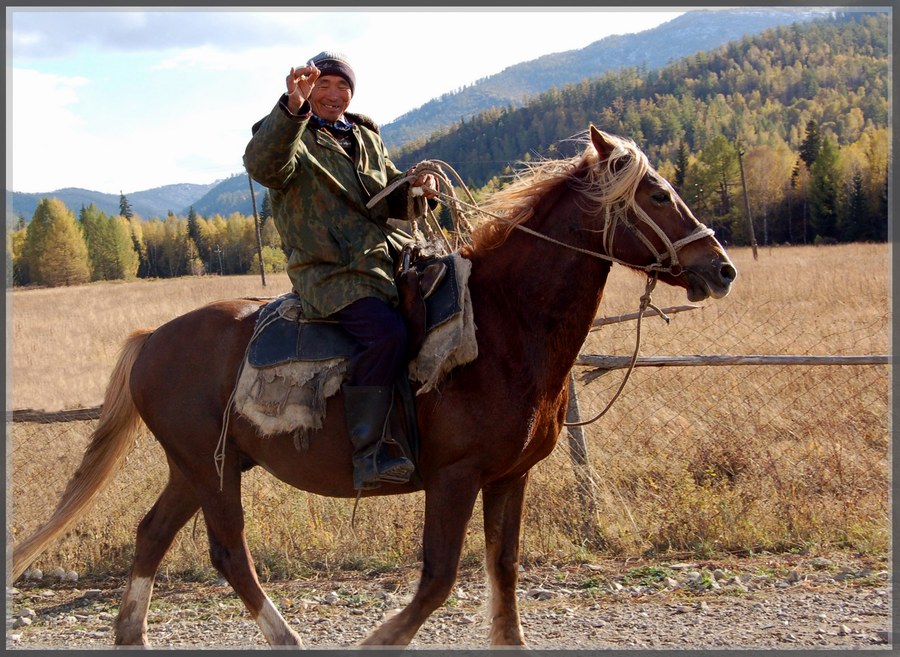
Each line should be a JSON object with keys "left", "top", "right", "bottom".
{"left": 468, "top": 188, "right": 612, "bottom": 388}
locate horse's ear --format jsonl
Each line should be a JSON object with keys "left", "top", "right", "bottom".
{"left": 590, "top": 125, "right": 614, "bottom": 161}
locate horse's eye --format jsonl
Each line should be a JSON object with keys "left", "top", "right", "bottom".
{"left": 651, "top": 191, "right": 671, "bottom": 205}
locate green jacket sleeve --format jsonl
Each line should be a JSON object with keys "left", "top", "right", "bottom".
{"left": 243, "top": 96, "right": 310, "bottom": 190}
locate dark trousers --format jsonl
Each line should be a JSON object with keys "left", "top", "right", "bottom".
{"left": 333, "top": 297, "right": 408, "bottom": 387}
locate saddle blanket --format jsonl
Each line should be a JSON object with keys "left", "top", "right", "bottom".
{"left": 233, "top": 253, "right": 477, "bottom": 438}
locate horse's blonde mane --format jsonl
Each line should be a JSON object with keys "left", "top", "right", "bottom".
{"left": 470, "top": 130, "right": 654, "bottom": 253}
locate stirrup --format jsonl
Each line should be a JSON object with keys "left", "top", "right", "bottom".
{"left": 374, "top": 456, "right": 415, "bottom": 484}
{"left": 354, "top": 449, "right": 414, "bottom": 489}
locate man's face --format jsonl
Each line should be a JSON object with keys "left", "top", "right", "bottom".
{"left": 309, "top": 75, "right": 352, "bottom": 122}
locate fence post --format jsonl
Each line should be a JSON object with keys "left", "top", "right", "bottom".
{"left": 565, "top": 372, "right": 603, "bottom": 546}
{"left": 247, "top": 171, "right": 267, "bottom": 287}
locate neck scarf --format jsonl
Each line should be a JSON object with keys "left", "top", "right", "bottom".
{"left": 311, "top": 114, "right": 352, "bottom": 133}
{"left": 311, "top": 113, "right": 355, "bottom": 157}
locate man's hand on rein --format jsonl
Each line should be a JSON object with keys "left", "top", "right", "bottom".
{"left": 411, "top": 173, "right": 439, "bottom": 200}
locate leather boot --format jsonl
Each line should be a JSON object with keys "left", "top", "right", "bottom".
{"left": 342, "top": 385, "right": 415, "bottom": 490}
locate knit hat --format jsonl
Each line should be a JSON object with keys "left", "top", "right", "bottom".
{"left": 309, "top": 51, "right": 356, "bottom": 95}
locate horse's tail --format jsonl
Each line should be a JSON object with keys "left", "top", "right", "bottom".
{"left": 11, "top": 328, "right": 154, "bottom": 584}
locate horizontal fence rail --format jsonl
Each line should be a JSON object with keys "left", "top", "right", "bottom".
{"left": 10, "top": 407, "right": 102, "bottom": 423}
{"left": 9, "top": 354, "right": 890, "bottom": 424}
{"left": 577, "top": 354, "right": 891, "bottom": 370}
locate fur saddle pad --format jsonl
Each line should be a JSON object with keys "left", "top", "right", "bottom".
{"left": 233, "top": 254, "right": 477, "bottom": 437}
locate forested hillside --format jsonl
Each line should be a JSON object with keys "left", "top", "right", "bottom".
{"left": 395, "top": 12, "right": 889, "bottom": 246}
{"left": 380, "top": 7, "right": 829, "bottom": 149}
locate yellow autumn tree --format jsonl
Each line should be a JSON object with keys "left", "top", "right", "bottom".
{"left": 23, "top": 198, "right": 90, "bottom": 287}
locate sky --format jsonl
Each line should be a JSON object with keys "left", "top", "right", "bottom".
{"left": 8, "top": 8, "right": 689, "bottom": 195}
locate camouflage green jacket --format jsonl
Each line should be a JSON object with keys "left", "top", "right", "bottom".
{"left": 243, "top": 97, "right": 417, "bottom": 318}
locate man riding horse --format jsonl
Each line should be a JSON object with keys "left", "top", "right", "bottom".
{"left": 243, "top": 51, "right": 438, "bottom": 490}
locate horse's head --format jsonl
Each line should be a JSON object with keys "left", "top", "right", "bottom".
{"left": 587, "top": 126, "right": 736, "bottom": 301}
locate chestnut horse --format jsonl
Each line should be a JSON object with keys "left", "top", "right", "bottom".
{"left": 12, "top": 127, "right": 735, "bottom": 647}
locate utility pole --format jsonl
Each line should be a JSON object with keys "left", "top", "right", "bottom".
{"left": 247, "top": 171, "right": 267, "bottom": 287}
{"left": 737, "top": 142, "right": 759, "bottom": 260}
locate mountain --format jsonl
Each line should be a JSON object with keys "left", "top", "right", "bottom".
{"left": 390, "top": 12, "right": 889, "bottom": 192}
{"left": 187, "top": 172, "right": 268, "bottom": 218}
{"left": 378, "top": 8, "right": 832, "bottom": 150}
{"left": 8, "top": 182, "right": 217, "bottom": 224}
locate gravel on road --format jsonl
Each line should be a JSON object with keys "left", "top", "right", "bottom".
{"left": 6, "top": 553, "right": 892, "bottom": 650}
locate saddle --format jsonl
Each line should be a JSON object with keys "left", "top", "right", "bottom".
{"left": 232, "top": 253, "right": 477, "bottom": 443}
{"left": 247, "top": 253, "right": 461, "bottom": 368}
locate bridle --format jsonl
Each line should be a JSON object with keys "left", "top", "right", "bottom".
{"left": 372, "top": 159, "right": 715, "bottom": 279}
{"left": 511, "top": 217, "right": 714, "bottom": 278}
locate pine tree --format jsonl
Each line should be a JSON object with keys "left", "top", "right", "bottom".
{"left": 111, "top": 216, "right": 140, "bottom": 279}
{"left": 119, "top": 192, "right": 134, "bottom": 219}
{"left": 23, "top": 198, "right": 91, "bottom": 286}
{"left": 809, "top": 137, "right": 840, "bottom": 242}
{"left": 799, "top": 119, "right": 822, "bottom": 170}
{"left": 186, "top": 205, "right": 208, "bottom": 264}
{"left": 876, "top": 173, "right": 889, "bottom": 241}
{"left": 187, "top": 206, "right": 200, "bottom": 244}
{"left": 159, "top": 214, "right": 190, "bottom": 277}
{"left": 699, "top": 135, "right": 739, "bottom": 215}
{"left": 842, "top": 169, "right": 869, "bottom": 241}
{"left": 260, "top": 191, "right": 272, "bottom": 223}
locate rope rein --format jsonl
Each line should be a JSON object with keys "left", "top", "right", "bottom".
{"left": 367, "top": 160, "right": 478, "bottom": 255}
{"left": 369, "top": 157, "right": 714, "bottom": 428}
{"left": 563, "top": 273, "right": 664, "bottom": 427}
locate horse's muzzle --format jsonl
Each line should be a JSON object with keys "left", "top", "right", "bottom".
{"left": 683, "top": 259, "right": 737, "bottom": 301}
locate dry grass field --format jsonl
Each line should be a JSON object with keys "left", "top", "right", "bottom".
{"left": 8, "top": 243, "right": 890, "bottom": 579}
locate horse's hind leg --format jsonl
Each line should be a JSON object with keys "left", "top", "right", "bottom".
{"left": 115, "top": 462, "right": 200, "bottom": 646}
{"left": 363, "top": 469, "right": 481, "bottom": 646}
{"left": 200, "top": 465, "right": 303, "bottom": 647}
{"left": 482, "top": 475, "right": 528, "bottom": 646}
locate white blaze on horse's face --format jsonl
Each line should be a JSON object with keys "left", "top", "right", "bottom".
{"left": 589, "top": 126, "right": 736, "bottom": 302}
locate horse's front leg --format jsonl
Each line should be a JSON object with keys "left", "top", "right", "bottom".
{"left": 362, "top": 468, "right": 481, "bottom": 646}
{"left": 482, "top": 474, "right": 528, "bottom": 646}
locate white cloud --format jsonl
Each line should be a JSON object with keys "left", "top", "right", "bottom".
{"left": 10, "top": 69, "right": 94, "bottom": 191}
{"left": 9, "top": 8, "right": 688, "bottom": 194}
{"left": 9, "top": 9, "right": 345, "bottom": 58}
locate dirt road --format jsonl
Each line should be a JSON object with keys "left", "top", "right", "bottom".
{"left": 7, "top": 553, "right": 892, "bottom": 649}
